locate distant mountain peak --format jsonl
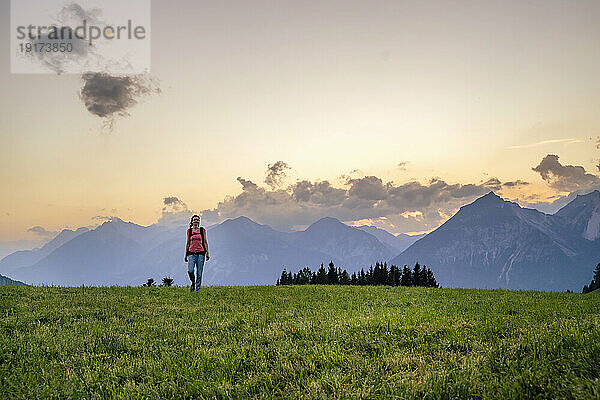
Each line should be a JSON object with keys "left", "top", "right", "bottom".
{"left": 479, "top": 191, "right": 504, "bottom": 202}
{"left": 228, "top": 215, "right": 255, "bottom": 224}
{"left": 313, "top": 216, "right": 343, "bottom": 224}
{"left": 221, "top": 216, "right": 264, "bottom": 228}
{"left": 458, "top": 191, "right": 508, "bottom": 213}
{"left": 306, "top": 217, "right": 346, "bottom": 231}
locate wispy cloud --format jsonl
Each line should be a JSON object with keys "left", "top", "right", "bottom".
{"left": 507, "top": 138, "right": 584, "bottom": 150}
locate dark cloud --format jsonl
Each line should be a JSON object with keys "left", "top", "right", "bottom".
{"left": 532, "top": 154, "right": 600, "bottom": 192}
{"left": 482, "top": 177, "right": 502, "bottom": 191}
{"left": 79, "top": 73, "right": 160, "bottom": 127}
{"left": 27, "top": 226, "right": 58, "bottom": 238}
{"left": 25, "top": 29, "right": 91, "bottom": 74}
{"left": 347, "top": 176, "right": 389, "bottom": 201}
{"left": 502, "top": 180, "right": 530, "bottom": 188}
{"left": 162, "top": 196, "right": 188, "bottom": 212}
{"left": 265, "top": 161, "right": 291, "bottom": 189}
{"left": 22, "top": 3, "right": 101, "bottom": 74}
{"left": 292, "top": 180, "right": 346, "bottom": 206}
{"left": 397, "top": 161, "right": 408, "bottom": 171}
{"left": 58, "top": 2, "right": 102, "bottom": 24}
{"left": 198, "top": 163, "right": 502, "bottom": 233}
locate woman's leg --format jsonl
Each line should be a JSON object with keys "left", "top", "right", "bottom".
{"left": 187, "top": 255, "right": 197, "bottom": 291}
{"left": 195, "top": 254, "right": 206, "bottom": 292}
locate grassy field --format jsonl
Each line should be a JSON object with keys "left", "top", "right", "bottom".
{"left": 1, "top": 285, "right": 599, "bottom": 399}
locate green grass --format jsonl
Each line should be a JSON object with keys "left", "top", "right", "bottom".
{"left": 1, "top": 285, "right": 599, "bottom": 399}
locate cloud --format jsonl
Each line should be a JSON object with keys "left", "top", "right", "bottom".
{"left": 157, "top": 196, "right": 192, "bottom": 226}
{"left": 57, "top": 2, "right": 102, "bottom": 25}
{"left": 79, "top": 72, "right": 160, "bottom": 128}
{"left": 265, "top": 161, "right": 291, "bottom": 189}
{"left": 197, "top": 163, "right": 503, "bottom": 233}
{"left": 20, "top": 3, "right": 102, "bottom": 74}
{"left": 397, "top": 161, "right": 408, "bottom": 171}
{"left": 27, "top": 226, "right": 58, "bottom": 238}
{"left": 507, "top": 138, "right": 584, "bottom": 149}
{"left": 596, "top": 136, "right": 600, "bottom": 149}
{"left": 25, "top": 29, "right": 92, "bottom": 74}
{"left": 532, "top": 154, "right": 600, "bottom": 192}
{"left": 502, "top": 180, "right": 530, "bottom": 188}
{"left": 482, "top": 177, "right": 502, "bottom": 191}
{"left": 91, "top": 215, "right": 117, "bottom": 223}
{"left": 162, "top": 196, "right": 188, "bottom": 212}
{"left": 21, "top": 3, "right": 161, "bottom": 128}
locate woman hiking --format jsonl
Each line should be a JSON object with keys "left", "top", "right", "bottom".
{"left": 185, "top": 214, "right": 210, "bottom": 292}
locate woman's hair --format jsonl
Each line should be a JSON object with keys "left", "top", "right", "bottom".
{"left": 189, "top": 214, "right": 201, "bottom": 229}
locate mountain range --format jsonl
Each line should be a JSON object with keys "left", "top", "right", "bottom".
{"left": 0, "top": 215, "right": 409, "bottom": 287}
{"left": 391, "top": 191, "right": 599, "bottom": 291}
{"left": 0, "top": 190, "right": 597, "bottom": 291}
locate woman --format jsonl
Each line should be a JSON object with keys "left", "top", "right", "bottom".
{"left": 185, "top": 214, "right": 210, "bottom": 292}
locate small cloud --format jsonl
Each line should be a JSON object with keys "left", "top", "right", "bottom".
{"left": 482, "top": 177, "right": 502, "bottom": 191}
{"left": 162, "top": 196, "right": 188, "bottom": 212}
{"left": 27, "top": 226, "right": 58, "bottom": 238}
{"left": 397, "top": 161, "right": 408, "bottom": 171}
{"left": 507, "top": 138, "right": 584, "bottom": 150}
{"left": 57, "top": 2, "right": 103, "bottom": 25}
{"left": 157, "top": 196, "right": 192, "bottom": 226}
{"left": 532, "top": 154, "right": 600, "bottom": 192}
{"left": 265, "top": 161, "right": 291, "bottom": 189}
{"left": 502, "top": 180, "right": 530, "bottom": 188}
{"left": 79, "top": 72, "right": 160, "bottom": 130}
{"left": 91, "top": 215, "right": 116, "bottom": 223}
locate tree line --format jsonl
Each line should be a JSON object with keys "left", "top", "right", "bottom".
{"left": 277, "top": 261, "right": 439, "bottom": 287}
{"left": 582, "top": 263, "right": 600, "bottom": 293}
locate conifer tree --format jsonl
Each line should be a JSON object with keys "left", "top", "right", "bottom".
{"left": 412, "top": 263, "right": 422, "bottom": 286}
{"left": 401, "top": 265, "right": 412, "bottom": 286}
{"left": 316, "top": 263, "right": 328, "bottom": 284}
{"left": 327, "top": 261, "right": 339, "bottom": 284}
{"left": 339, "top": 269, "right": 350, "bottom": 285}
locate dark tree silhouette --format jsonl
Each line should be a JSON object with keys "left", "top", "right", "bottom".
{"left": 161, "top": 277, "right": 174, "bottom": 287}
{"left": 315, "top": 264, "right": 328, "bottom": 284}
{"left": 582, "top": 263, "right": 600, "bottom": 293}
{"left": 327, "top": 261, "right": 339, "bottom": 284}
{"left": 401, "top": 265, "right": 412, "bottom": 286}
{"left": 339, "top": 269, "right": 350, "bottom": 285}
{"left": 412, "top": 263, "right": 422, "bottom": 286}
{"left": 143, "top": 278, "right": 155, "bottom": 287}
{"left": 277, "top": 269, "right": 290, "bottom": 285}
{"left": 277, "top": 261, "right": 439, "bottom": 288}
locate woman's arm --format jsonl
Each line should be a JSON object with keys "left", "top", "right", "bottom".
{"left": 184, "top": 229, "right": 190, "bottom": 262}
{"left": 201, "top": 228, "right": 210, "bottom": 260}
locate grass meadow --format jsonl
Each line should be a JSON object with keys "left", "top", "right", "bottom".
{"left": 1, "top": 285, "right": 599, "bottom": 399}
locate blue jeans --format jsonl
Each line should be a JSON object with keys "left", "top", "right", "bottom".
{"left": 187, "top": 253, "right": 205, "bottom": 291}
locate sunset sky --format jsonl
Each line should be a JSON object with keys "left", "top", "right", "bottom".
{"left": 1, "top": 0, "right": 600, "bottom": 246}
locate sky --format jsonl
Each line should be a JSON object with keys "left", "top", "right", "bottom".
{"left": 1, "top": 0, "right": 600, "bottom": 246}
